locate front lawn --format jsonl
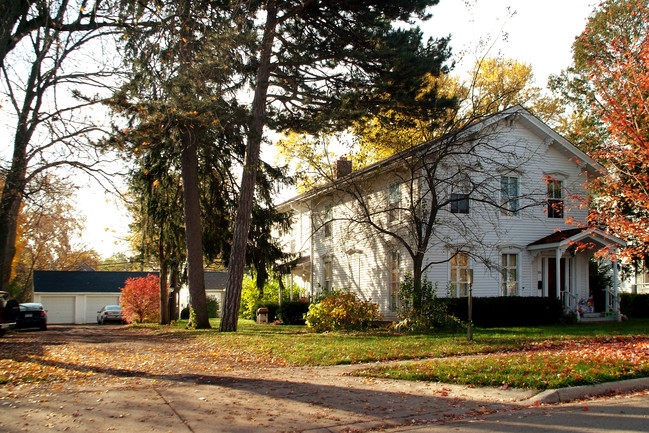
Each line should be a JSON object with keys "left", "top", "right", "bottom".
{"left": 146, "top": 318, "right": 649, "bottom": 390}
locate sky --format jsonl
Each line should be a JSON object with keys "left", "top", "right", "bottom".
{"left": 76, "top": 0, "right": 597, "bottom": 259}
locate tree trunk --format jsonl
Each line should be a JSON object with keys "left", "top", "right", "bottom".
{"left": 0, "top": 113, "right": 30, "bottom": 293}
{"left": 158, "top": 238, "right": 169, "bottom": 325}
{"left": 220, "top": 2, "right": 278, "bottom": 332}
{"left": 412, "top": 253, "right": 424, "bottom": 311}
{"left": 169, "top": 265, "right": 180, "bottom": 320}
{"left": 180, "top": 130, "right": 210, "bottom": 328}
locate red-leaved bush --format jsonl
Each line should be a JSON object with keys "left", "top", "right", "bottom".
{"left": 120, "top": 274, "right": 160, "bottom": 323}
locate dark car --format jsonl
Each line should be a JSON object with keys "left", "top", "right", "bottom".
{"left": 97, "top": 305, "right": 124, "bottom": 324}
{"left": 16, "top": 303, "right": 47, "bottom": 331}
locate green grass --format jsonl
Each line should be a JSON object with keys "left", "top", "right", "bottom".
{"left": 138, "top": 319, "right": 649, "bottom": 389}
{"left": 147, "top": 318, "right": 649, "bottom": 369}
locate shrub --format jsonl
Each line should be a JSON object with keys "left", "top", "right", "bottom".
{"left": 120, "top": 274, "right": 160, "bottom": 323}
{"left": 277, "top": 301, "right": 310, "bottom": 325}
{"left": 206, "top": 295, "right": 219, "bottom": 318}
{"left": 620, "top": 293, "right": 649, "bottom": 318}
{"left": 394, "top": 274, "right": 463, "bottom": 332}
{"left": 306, "top": 289, "right": 380, "bottom": 332}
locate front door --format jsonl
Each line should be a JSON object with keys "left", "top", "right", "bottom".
{"left": 547, "top": 258, "right": 566, "bottom": 298}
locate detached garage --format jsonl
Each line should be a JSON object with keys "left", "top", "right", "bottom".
{"left": 33, "top": 271, "right": 158, "bottom": 324}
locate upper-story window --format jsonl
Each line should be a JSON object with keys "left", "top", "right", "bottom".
{"left": 451, "top": 192, "right": 469, "bottom": 214}
{"left": 324, "top": 204, "right": 333, "bottom": 237}
{"left": 500, "top": 176, "right": 519, "bottom": 216}
{"left": 547, "top": 179, "right": 564, "bottom": 219}
{"left": 451, "top": 175, "right": 470, "bottom": 214}
{"left": 289, "top": 226, "right": 296, "bottom": 253}
{"left": 388, "top": 182, "right": 401, "bottom": 223}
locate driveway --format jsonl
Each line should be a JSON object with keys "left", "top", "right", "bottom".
{"left": 0, "top": 325, "right": 646, "bottom": 432}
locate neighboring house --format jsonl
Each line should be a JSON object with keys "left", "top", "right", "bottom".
{"left": 33, "top": 270, "right": 158, "bottom": 324}
{"left": 176, "top": 271, "right": 228, "bottom": 315}
{"left": 278, "top": 106, "right": 625, "bottom": 320}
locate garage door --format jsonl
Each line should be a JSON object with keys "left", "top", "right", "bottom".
{"left": 85, "top": 295, "right": 120, "bottom": 324}
{"left": 40, "top": 296, "right": 75, "bottom": 324}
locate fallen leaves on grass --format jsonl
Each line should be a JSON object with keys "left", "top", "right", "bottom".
{"left": 354, "top": 336, "right": 649, "bottom": 390}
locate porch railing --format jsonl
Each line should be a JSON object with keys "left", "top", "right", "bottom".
{"left": 561, "top": 291, "right": 580, "bottom": 316}
{"left": 606, "top": 287, "right": 620, "bottom": 320}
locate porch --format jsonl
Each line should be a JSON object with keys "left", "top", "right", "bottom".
{"left": 527, "top": 228, "right": 626, "bottom": 322}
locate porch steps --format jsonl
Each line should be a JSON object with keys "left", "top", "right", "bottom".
{"left": 580, "top": 312, "right": 617, "bottom": 323}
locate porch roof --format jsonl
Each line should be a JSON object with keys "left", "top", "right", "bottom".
{"left": 527, "top": 227, "right": 626, "bottom": 252}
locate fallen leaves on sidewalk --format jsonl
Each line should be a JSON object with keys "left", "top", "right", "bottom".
{"left": 0, "top": 327, "right": 285, "bottom": 387}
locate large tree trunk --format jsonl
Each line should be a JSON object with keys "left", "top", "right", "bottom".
{"left": 220, "top": 2, "right": 278, "bottom": 332}
{"left": 0, "top": 111, "right": 31, "bottom": 293}
{"left": 158, "top": 239, "right": 169, "bottom": 325}
{"left": 180, "top": 130, "right": 210, "bottom": 328}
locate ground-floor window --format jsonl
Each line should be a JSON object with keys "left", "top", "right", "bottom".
{"left": 323, "top": 259, "right": 333, "bottom": 291}
{"left": 501, "top": 253, "right": 518, "bottom": 296}
{"left": 450, "top": 252, "right": 470, "bottom": 297}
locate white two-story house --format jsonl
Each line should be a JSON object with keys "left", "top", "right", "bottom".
{"left": 278, "top": 106, "right": 625, "bottom": 320}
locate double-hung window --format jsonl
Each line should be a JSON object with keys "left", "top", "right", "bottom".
{"left": 450, "top": 252, "right": 470, "bottom": 297}
{"left": 547, "top": 179, "right": 564, "bottom": 218}
{"left": 500, "top": 176, "right": 519, "bottom": 216}
{"left": 388, "top": 182, "right": 401, "bottom": 223}
{"left": 451, "top": 175, "right": 470, "bottom": 214}
{"left": 323, "top": 259, "right": 333, "bottom": 291}
{"left": 323, "top": 204, "right": 333, "bottom": 237}
{"left": 501, "top": 253, "right": 519, "bottom": 296}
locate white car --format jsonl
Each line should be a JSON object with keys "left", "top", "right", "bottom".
{"left": 97, "top": 305, "right": 124, "bottom": 324}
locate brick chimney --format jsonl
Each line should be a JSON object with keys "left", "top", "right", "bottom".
{"left": 334, "top": 156, "right": 352, "bottom": 179}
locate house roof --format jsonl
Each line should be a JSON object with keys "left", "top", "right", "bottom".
{"left": 33, "top": 270, "right": 159, "bottom": 293}
{"left": 278, "top": 105, "right": 602, "bottom": 208}
{"left": 205, "top": 272, "right": 228, "bottom": 290}
{"left": 527, "top": 227, "right": 626, "bottom": 251}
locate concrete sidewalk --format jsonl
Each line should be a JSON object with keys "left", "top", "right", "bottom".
{"left": 1, "top": 365, "right": 648, "bottom": 433}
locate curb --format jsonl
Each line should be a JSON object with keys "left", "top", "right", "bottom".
{"left": 526, "top": 377, "right": 649, "bottom": 404}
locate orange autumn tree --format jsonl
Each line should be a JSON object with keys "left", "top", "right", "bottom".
{"left": 120, "top": 274, "right": 160, "bottom": 323}
{"left": 556, "top": 0, "right": 649, "bottom": 260}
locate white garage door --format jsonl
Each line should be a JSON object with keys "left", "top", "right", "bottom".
{"left": 40, "top": 296, "right": 75, "bottom": 324}
{"left": 86, "top": 296, "right": 120, "bottom": 324}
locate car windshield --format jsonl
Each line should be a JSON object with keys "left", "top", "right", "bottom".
{"left": 105, "top": 306, "right": 121, "bottom": 311}
{"left": 20, "top": 303, "right": 43, "bottom": 311}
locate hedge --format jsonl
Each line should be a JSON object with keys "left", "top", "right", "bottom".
{"left": 620, "top": 294, "right": 649, "bottom": 318}
{"left": 435, "top": 296, "right": 564, "bottom": 327}
{"left": 277, "top": 301, "right": 310, "bottom": 325}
